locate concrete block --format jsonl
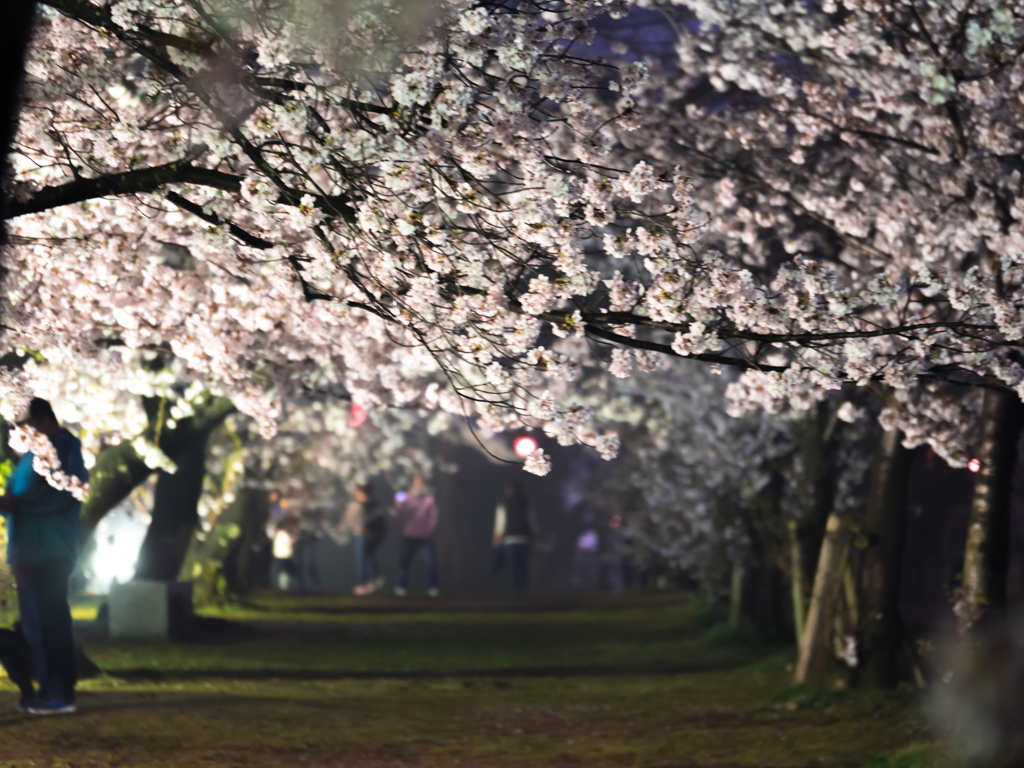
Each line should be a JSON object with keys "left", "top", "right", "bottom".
{"left": 109, "top": 580, "right": 193, "bottom": 639}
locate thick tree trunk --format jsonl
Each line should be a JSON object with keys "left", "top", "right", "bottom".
{"left": 0, "top": 0, "right": 36, "bottom": 245}
{"left": 224, "top": 487, "right": 271, "bottom": 594}
{"left": 134, "top": 431, "right": 210, "bottom": 581}
{"left": 796, "top": 403, "right": 838, "bottom": 587}
{"left": 79, "top": 395, "right": 234, "bottom": 542}
{"left": 795, "top": 512, "right": 852, "bottom": 689}
{"left": 857, "top": 426, "right": 912, "bottom": 688}
{"left": 956, "top": 388, "right": 1024, "bottom": 633}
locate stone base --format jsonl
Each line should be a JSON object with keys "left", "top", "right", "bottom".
{"left": 108, "top": 580, "right": 193, "bottom": 640}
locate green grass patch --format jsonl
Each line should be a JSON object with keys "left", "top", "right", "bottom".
{"left": 0, "top": 593, "right": 936, "bottom": 767}
{"left": 863, "top": 743, "right": 941, "bottom": 768}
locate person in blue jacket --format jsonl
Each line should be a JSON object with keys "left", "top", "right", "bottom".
{"left": 0, "top": 398, "right": 88, "bottom": 715}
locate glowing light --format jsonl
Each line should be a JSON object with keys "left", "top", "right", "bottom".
{"left": 349, "top": 403, "right": 367, "bottom": 428}
{"left": 968, "top": 458, "right": 981, "bottom": 473}
{"left": 577, "top": 530, "right": 599, "bottom": 552}
{"left": 513, "top": 436, "right": 538, "bottom": 458}
{"left": 608, "top": 515, "right": 622, "bottom": 530}
{"left": 87, "top": 500, "right": 150, "bottom": 594}
{"left": 395, "top": 491, "right": 408, "bottom": 503}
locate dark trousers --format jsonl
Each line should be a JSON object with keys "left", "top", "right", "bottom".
{"left": 359, "top": 530, "right": 386, "bottom": 584}
{"left": 505, "top": 543, "right": 530, "bottom": 592}
{"left": 14, "top": 558, "right": 77, "bottom": 703}
{"left": 396, "top": 537, "right": 437, "bottom": 590}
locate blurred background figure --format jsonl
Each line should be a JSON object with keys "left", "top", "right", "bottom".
{"left": 293, "top": 509, "right": 322, "bottom": 591}
{"left": 394, "top": 473, "right": 439, "bottom": 597}
{"left": 268, "top": 506, "right": 299, "bottom": 591}
{"left": 492, "top": 481, "right": 534, "bottom": 592}
{"left": 333, "top": 483, "right": 389, "bottom": 596}
{"left": 355, "top": 484, "right": 388, "bottom": 595}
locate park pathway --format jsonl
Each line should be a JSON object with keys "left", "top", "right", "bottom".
{"left": 0, "top": 593, "right": 931, "bottom": 767}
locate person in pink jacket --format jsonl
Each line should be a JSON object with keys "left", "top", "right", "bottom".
{"left": 393, "top": 473, "right": 439, "bottom": 596}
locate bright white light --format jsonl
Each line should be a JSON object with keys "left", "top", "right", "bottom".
{"left": 514, "top": 436, "right": 538, "bottom": 458}
{"left": 87, "top": 499, "right": 150, "bottom": 594}
{"left": 968, "top": 458, "right": 981, "bottom": 473}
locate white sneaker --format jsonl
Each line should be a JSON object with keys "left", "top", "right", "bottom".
{"left": 393, "top": 586, "right": 407, "bottom": 596}
{"left": 427, "top": 588, "right": 440, "bottom": 598}
{"left": 28, "top": 700, "right": 77, "bottom": 715}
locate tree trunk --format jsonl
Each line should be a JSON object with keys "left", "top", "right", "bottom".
{"left": 133, "top": 431, "right": 210, "bottom": 581}
{"left": 0, "top": 0, "right": 36, "bottom": 245}
{"left": 224, "top": 487, "right": 271, "bottom": 594}
{"left": 795, "top": 512, "right": 852, "bottom": 689}
{"left": 796, "top": 403, "right": 838, "bottom": 587}
{"left": 956, "top": 388, "right": 1024, "bottom": 633}
{"left": 79, "top": 394, "right": 234, "bottom": 542}
{"left": 729, "top": 562, "right": 744, "bottom": 630}
{"left": 788, "top": 520, "right": 806, "bottom": 644}
{"left": 857, "top": 425, "right": 912, "bottom": 687}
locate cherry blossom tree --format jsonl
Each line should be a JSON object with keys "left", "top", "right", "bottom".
{"left": 606, "top": 0, "right": 1021, "bottom": 678}
{"left": 4, "top": 0, "right": 686, "bottom": 477}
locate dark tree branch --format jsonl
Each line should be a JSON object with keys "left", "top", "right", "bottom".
{"left": 6, "top": 157, "right": 356, "bottom": 223}
{"left": 165, "top": 191, "right": 274, "bottom": 250}
{"left": 7, "top": 158, "right": 242, "bottom": 218}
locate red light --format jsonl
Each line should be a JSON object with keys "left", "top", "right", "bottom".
{"left": 968, "top": 458, "right": 981, "bottom": 473}
{"left": 609, "top": 515, "right": 621, "bottom": 530}
{"left": 513, "top": 436, "right": 538, "bottom": 458}
{"left": 349, "top": 403, "right": 367, "bottom": 428}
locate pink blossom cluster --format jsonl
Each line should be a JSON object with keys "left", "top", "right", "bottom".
{"left": 8, "top": 425, "right": 90, "bottom": 502}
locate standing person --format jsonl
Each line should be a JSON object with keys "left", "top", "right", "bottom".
{"left": 267, "top": 511, "right": 299, "bottom": 591}
{"left": 343, "top": 484, "right": 388, "bottom": 596}
{"left": 0, "top": 398, "right": 88, "bottom": 715}
{"left": 293, "top": 510, "right": 322, "bottom": 591}
{"left": 393, "top": 473, "right": 439, "bottom": 597}
{"left": 492, "top": 481, "right": 534, "bottom": 592}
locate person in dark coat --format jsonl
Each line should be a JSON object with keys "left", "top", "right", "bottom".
{"left": 492, "top": 481, "right": 534, "bottom": 592}
{"left": 0, "top": 398, "right": 88, "bottom": 714}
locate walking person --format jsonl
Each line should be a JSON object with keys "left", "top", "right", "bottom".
{"left": 0, "top": 398, "right": 88, "bottom": 715}
{"left": 393, "top": 473, "right": 439, "bottom": 597}
{"left": 492, "top": 481, "right": 534, "bottom": 592}
{"left": 342, "top": 484, "right": 388, "bottom": 596}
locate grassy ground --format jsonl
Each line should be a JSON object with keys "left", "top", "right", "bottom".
{"left": 0, "top": 592, "right": 935, "bottom": 767}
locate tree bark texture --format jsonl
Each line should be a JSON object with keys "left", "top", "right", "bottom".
{"left": 857, "top": 425, "right": 912, "bottom": 688}
{"left": 795, "top": 512, "right": 852, "bottom": 689}
{"left": 788, "top": 520, "right": 806, "bottom": 644}
{"left": 79, "top": 394, "right": 234, "bottom": 543}
{"left": 729, "top": 563, "right": 744, "bottom": 630}
{"left": 956, "top": 388, "right": 1024, "bottom": 633}
{"left": 0, "top": 0, "right": 36, "bottom": 246}
{"left": 796, "top": 403, "right": 839, "bottom": 588}
{"left": 223, "top": 487, "right": 271, "bottom": 594}
{"left": 133, "top": 430, "right": 211, "bottom": 581}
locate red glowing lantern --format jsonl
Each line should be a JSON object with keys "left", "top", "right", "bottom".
{"left": 513, "top": 436, "right": 538, "bottom": 458}
{"left": 608, "top": 515, "right": 622, "bottom": 530}
{"left": 968, "top": 457, "right": 981, "bottom": 473}
{"left": 349, "top": 403, "right": 367, "bottom": 428}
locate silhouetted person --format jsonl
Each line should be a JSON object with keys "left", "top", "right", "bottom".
{"left": 492, "top": 481, "right": 533, "bottom": 592}
{"left": 341, "top": 484, "right": 388, "bottom": 595}
{"left": 394, "top": 473, "right": 439, "bottom": 596}
{"left": 0, "top": 398, "right": 87, "bottom": 714}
